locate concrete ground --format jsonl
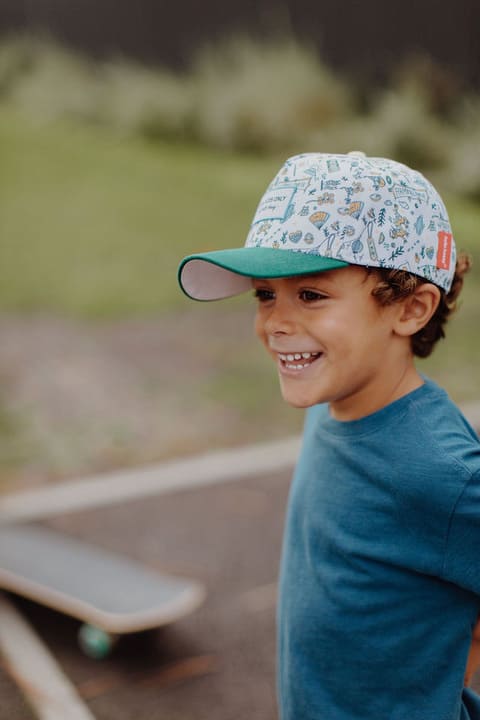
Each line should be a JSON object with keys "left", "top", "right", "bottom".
{"left": 0, "top": 469, "right": 291, "bottom": 720}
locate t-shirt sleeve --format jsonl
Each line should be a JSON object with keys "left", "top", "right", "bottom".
{"left": 443, "top": 469, "right": 480, "bottom": 596}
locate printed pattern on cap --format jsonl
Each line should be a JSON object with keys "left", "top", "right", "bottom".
{"left": 245, "top": 153, "right": 456, "bottom": 291}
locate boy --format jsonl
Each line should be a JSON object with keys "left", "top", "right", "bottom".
{"left": 178, "top": 152, "right": 480, "bottom": 719}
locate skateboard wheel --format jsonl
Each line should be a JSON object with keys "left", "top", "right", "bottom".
{"left": 78, "top": 624, "right": 115, "bottom": 659}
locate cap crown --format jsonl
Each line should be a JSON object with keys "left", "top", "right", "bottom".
{"left": 245, "top": 153, "right": 455, "bottom": 291}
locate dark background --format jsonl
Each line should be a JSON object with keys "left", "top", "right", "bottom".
{"left": 0, "top": 0, "right": 479, "bottom": 85}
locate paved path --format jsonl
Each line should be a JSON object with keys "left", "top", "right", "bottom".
{"left": 0, "top": 437, "right": 300, "bottom": 523}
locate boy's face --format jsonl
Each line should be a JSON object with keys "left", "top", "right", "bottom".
{"left": 253, "top": 266, "right": 412, "bottom": 420}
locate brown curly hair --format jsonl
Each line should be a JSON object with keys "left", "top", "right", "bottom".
{"left": 368, "top": 253, "right": 472, "bottom": 358}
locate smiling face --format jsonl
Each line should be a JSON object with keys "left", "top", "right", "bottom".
{"left": 253, "top": 266, "right": 422, "bottom": 420}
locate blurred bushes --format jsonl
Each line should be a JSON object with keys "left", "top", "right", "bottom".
{"left": 0, "top": 36, "right": 104, "bottom": 121}
{"left": 189, "top": 36, "right": 351, "bottom": 152}
{"left": 0, "top": 33, "right": 480, "bottom": 195}
{"left": 446, "top": 95, "right": 480, "bottom": 201}
{"left": 0, "top": 33, "right": 350, "bottom": 152}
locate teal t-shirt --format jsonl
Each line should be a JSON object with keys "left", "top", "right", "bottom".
{"left": 278, "top": 378, "right": 480, "bottom": 720}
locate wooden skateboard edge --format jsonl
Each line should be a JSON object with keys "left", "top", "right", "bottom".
{"left": 0, "top": 568, "right": 206, "bottom": 634}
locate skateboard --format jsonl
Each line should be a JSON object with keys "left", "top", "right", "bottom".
{"left": 0, "top": 524, "right": 206, "bottom": 659}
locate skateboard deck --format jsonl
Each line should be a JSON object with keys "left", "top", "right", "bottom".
{"left": 0, "top": 524, "right": 205, "bottom": 656}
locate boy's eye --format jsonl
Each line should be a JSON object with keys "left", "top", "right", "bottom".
{"left": 299, "top": 289, "right": 327, "bottom": 302}
{"left": 253, "top": 288, "right": 275, "bottom": 302}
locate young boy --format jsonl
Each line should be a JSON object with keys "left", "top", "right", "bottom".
{"left": 178, "top": 152, "right": 480, "bottom": 719}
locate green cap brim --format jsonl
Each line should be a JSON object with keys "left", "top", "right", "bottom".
{"left": 178, "top": 247, "right": 350, "bottom": 301}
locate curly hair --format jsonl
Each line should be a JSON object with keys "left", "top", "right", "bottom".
{"left": 368, "top": 252, "right": 472, "bottom": 358}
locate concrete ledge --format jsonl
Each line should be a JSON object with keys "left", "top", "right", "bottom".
{"left": 0, "top": 436, "right": 302, "bottom": 523}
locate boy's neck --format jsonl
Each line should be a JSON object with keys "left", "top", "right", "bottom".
{"left": 329, "top": 363, "right": 424, "bottom": 422}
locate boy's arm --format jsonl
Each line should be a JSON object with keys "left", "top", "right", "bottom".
{"left": 465, "top": 616, "right": 480, "bottom": 686}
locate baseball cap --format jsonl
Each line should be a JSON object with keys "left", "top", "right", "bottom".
{"left": 178, "top": 151, "right": 456, "bottom": 300}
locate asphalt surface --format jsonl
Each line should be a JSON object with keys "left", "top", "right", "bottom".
{"left": 0, "top": 667, "right": 36, "bottom": 719}
{"left": 0, "top": 469, "right": 291, "bottom": 720}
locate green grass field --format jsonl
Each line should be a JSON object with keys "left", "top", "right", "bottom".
{"left": 0, "top": 105, "right": 285, "bottom": 316}
{"left": 0, "top": 106, "right": 479, "bottom": 484}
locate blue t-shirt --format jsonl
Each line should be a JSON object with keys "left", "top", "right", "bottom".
{"left": 278, "top": 378, "right": 480, "bottom": 720}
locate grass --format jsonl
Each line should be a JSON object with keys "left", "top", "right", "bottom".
{"left": 0, "top": 105, "right": 283, "bottom": 316}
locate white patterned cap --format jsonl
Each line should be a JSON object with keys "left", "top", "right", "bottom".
{"left": 178, "top": 152, "right": 456, "bottom": 300}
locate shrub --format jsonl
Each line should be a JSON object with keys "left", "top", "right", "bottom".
{"left": 443, "top": 95, "right": 480, "bottom": 200}
{"left": 361, "top": 83, "right": 451, "bottom": 170}
{"left": 100, "top": 60, "right": 194, "bottom": 140}
{"left": 190, "top": 35, "right": 353, "bottom": 152}
{"left": 2, "top": 35, "right": 104, "bottom": 123}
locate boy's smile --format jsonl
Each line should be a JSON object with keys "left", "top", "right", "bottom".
{"left": 277, "top": 351, "right": 322, "bottom": 371}
{"left": 253, "top": 266, "right": 422, "bottom": 420}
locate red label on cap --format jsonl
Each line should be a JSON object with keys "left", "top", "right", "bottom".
{"left": 436, "top": 231, "right": 452, "bottom": 270}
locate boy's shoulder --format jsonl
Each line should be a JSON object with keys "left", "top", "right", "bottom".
{"left": 305, "top": 377, "right": 480, "bottom": 478}
{"left": 409, "top": 378, "right": 480, "bottom": 473}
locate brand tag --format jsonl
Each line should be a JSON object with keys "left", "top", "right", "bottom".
{"left": 436, "top": 231, "right": 452, "bottom": 270}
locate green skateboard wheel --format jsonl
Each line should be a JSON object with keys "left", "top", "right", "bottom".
{"left": 78, "top": 624, "right": 115, "bottom": 659}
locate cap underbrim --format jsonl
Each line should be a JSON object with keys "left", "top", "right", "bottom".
{"left": 178, "top": 247, "right": 350, "bottom": 301}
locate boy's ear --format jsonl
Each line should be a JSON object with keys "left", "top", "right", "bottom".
{"left": 393, "top": 283, "right": 441, "bottom": 337}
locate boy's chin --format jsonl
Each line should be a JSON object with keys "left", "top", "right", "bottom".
{"left": 279, "top": 386, "right": 319, "bottom": 409}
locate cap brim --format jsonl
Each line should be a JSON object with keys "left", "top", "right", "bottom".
{"left": 178, "top": 247, "right": 350, "bottom": 301}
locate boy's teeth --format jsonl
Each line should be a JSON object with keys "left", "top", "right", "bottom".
{"left": 279, "top": 352, "right": 319, "bottom": 361}
{"left": 278, "top": 351, "right": 321, "bottom": 369}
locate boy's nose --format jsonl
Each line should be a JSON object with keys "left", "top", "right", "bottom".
{"left": 263, "top": 304, "right": 296, "bottom": 336}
